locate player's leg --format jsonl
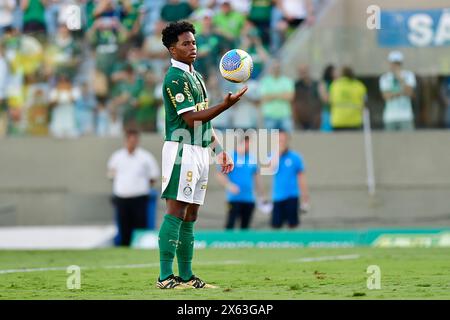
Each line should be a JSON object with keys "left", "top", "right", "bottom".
{"left": 158, "top": 141, "right": 193, "bottom": 287}
{"left": 157, "top": 199, "right": 189, "bottom": 288}
{"left": 176, "top": 147, "right": 216, "bottom": 288}
{"left": 177, "top": 203, "right": 199, "bottom": 282}
{"left": 271, "top": 200, "right": 283, "bottom": 229}
{"left": 159, "top": 200, "right": 188, "bottom": 272}
{"left": 287, "top": 197, "right": 300, "bottom": 229}
{"left": 225, "top": 202, "right": 239, "bottom": 229}
{"left": 178, "top": 203, "right": 217, "bottom": 289}
{"left": 240, "top": 202, "right": 255, "bottom": 229}
{"left": 131, "top": 195, "right": 149, "bottom": 243}
{"left": 117, "top": 197, "right": 133, "bottom": 246}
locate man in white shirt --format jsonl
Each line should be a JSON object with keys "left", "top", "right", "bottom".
{"left": 107, "top": 128, "right": 160, "bottom": 246}
{"left": 379, "top": 51, "right": 417, "bottom": 131}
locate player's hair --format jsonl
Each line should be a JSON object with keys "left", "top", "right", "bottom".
{"left": 125, "top": 128, "right": 140, "bottom": 137}
{"left": 161, "top": 21, "right": 196, "bottom": 49}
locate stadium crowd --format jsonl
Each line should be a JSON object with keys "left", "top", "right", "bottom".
{"left": 0, "top": 0, "right": 328, "bottom": 137}
{"left": 0, "top": 0, "right": 448, "bottom": 138}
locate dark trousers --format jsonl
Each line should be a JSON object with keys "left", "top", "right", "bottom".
{"left": 226, "top": 202, "right": 255, "bottom": 230}
{"left": 114, "top": 195, "right": 149, "bottom": 246}
{"left": 272, "top": 197, "right": 300, "bottom": 228}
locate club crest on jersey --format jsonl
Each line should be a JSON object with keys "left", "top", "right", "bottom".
{"left": 183, "top": 186, "right": 192, "bottom": 196}
{"left": 175, "top": 93, "right": 185, "bottom": 103}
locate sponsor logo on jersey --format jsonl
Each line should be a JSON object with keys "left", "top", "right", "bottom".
{"left": 166, "top": 88, "right": 177, "bottom": 108}
{"left": 183, "top": 82, "right": 193, "bottom": 103}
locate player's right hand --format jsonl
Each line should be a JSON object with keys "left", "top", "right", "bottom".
{"left": 224, "top": 86, "right": 248, "bottom": 108}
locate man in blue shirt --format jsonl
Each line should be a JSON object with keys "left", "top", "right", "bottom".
{"left": 270, "top": 130, "right": 310, "bottom": 228}
{"left": 216, "top": 136, "right": 266, "bottom": 229}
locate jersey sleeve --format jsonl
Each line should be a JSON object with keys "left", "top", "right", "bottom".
{"left": 164, "top": 73, "right": 196, "bottom": 115}
{"left": 296, "top": 154, "right": 305, "bottom": 174}
{"left": 145, "top": 152, "right": 160, "bottom": 180}
{"left": 107, "top": 152, "right": 118, "bottom": 171}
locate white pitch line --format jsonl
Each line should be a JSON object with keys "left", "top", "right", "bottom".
{"left": 0, "top": 255, "right": 360, "bottom": 275}
{"left": 0, "top": 260, "right": 244, "bottom": 275}
{"left": 291, "top": 254, "right": 360, "bottom": 263}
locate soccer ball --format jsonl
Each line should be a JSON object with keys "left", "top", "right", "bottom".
{"left": 219, "top": 49, "right": 253, "bottom": 83}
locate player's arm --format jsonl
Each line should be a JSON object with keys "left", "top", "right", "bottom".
{"left": 107, "top": 159, "right": 116, "bottom": 180}
{"left": 209, "top": 126, "right": 234, "bottom": 174}
{"left": 298, "top": 172, "right": 310, "bottom": 206}
{"left": 181, "top": 86, "right": 248, "bottom": 128}
{"left": 215, "top": 171, "right": 239, "bottom": 194}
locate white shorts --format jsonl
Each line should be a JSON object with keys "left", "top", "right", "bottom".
{"left": 161, "top": 141, "right": 209, "bottom": 205}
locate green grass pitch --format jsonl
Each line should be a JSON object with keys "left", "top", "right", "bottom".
{"left": 0, "top": 247, "right": 448, "bottom": 299}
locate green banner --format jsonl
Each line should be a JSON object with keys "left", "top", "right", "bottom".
{"left": 131, "top": 228, "right": 450, "bottom": 249}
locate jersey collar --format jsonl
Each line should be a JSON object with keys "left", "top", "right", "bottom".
{"left": 171, "top": 58, "right": 194, "bottom": 74}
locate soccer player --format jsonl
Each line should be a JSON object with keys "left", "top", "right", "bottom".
{"left": 156, "top": 21, "right": 248, "bottom": 289}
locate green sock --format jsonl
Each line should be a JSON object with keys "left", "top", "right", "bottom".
{"left": 176, "top": 221, "right": 195, "bottom": 281}
{"left": 158, "top": 214, "right": 183, "bottom": 281}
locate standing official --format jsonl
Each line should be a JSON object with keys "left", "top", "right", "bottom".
{"left": 108, "top": 128, "right": 160, "bottom": 246}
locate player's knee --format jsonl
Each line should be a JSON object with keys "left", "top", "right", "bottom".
{"left": 184, "top": 211, "right": 198, "bottom": 222}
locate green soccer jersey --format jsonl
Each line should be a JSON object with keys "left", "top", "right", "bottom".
{"left": 162, "top": 60, "right": 212, "bottom": 147}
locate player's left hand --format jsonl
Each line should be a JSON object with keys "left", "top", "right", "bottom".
{"left": 300, "top": 202, "right": 310, "bottom": 214}
{"left": 217, "top": 151, "right": 234, "bottom": 174}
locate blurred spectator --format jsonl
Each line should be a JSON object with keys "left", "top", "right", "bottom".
{"left": 24, "top": 79, "right": 49, "bottom": 136}
{"left": 87, "top": 1, "right": 127, "bottom": 80}
{"left": 48, "top": 75, "right": 79, "bottom": 138}
{"left": 213, "top": 0, "right": 246, "bottom": 50}
{"left": 44, "top": 24, "right": 81, "bottom": 80}
{"left": 75, "top": 81, "right": 96, "bottom": 135}
{"left": 0, "top": 0, "right": 16, "bottom": 37}
{"left": 259, "top": 60, "right": 295, "bottom": 132}
{"left": 107, "top": 128, "right": 159, "bottom": 246}
{"left": 135, "top": 70, "right": 158, "bottom": 132}
{"left": 318, "top": 64, "right": 336, "bottom": 132}
{"left": 109, "top": 104, "right": 124, "bottom": 136}
{"left": 115, "top": 0, "right": 145, "bottom": 46}
{"left": 210, "top": 0, "right": 250, "bottom": 15}
{"left": 440, "top": 77, "right": 450, "bottom": 129}
{"left": 379, "top": 51, "right": 416, "bottom": 131}
{"left": 21, "top": 0, "right": 47, "bottom": 36}
{"left": 240, "top": 20, "right": 269, "bottom": 80}
{"left": 329, "top": 66, "right": 367, "bottom": 131}
{"left": 194, "top": 10, "right": 221, "bottom": 77}
{"left": 95, "top": 98, "right": 110, "bottom": 136}
{"left": 269, "top": 130, "right": 310, "bottom": 229}
{"left": 210, "top": 71, "right": 233, "bottom": 131}
{"left": 248, "top": 0, "right": 272, "bottom": 47}
{"left": 45, "top": 0, "right": 60, "bottom": 37}
{"left": 0, "top": 43, "right": 8, "bottom": 136}
{"left": 215, "top": 135, "right": 266, "bottom": 230}
{"left": 110, "top": 64, "right": 144, "bottom": 129}
{"left": 293, "top": 64, "right": 321, "bottom": 130}
{"left": 143, "top": 20, "right": 169, "bottom": 76}
{"left": 231, "top": 80, "right": 260, "bottom": 129}
{"left": 271, "top": 0, "right": 314, "bottom": 52}
{"left": 160, "top": 0, "right": 195, "bottom": 23}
